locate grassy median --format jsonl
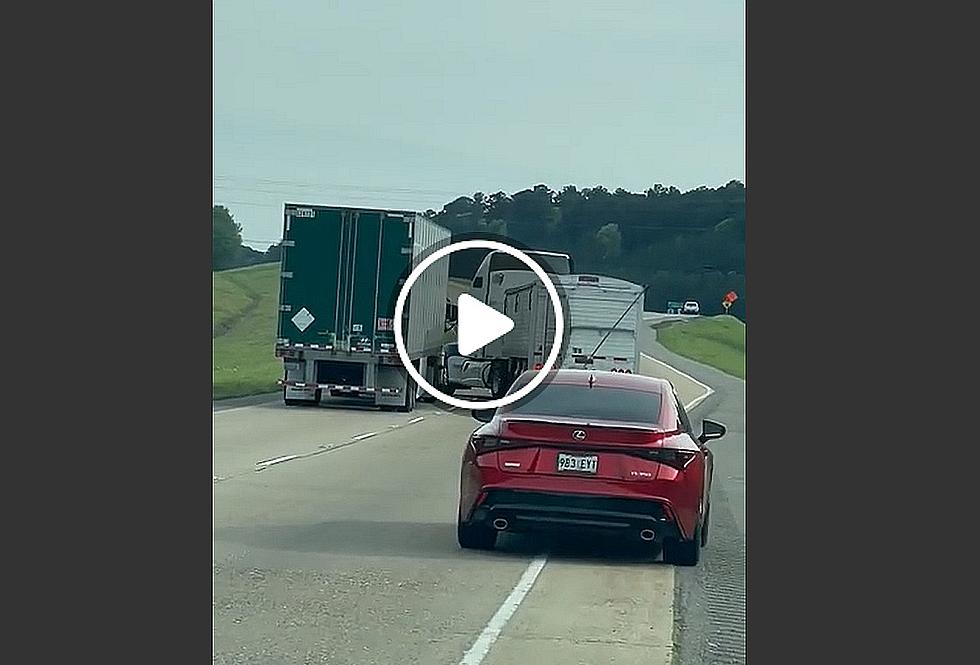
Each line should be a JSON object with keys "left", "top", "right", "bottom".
{"left": 213, "top": 263, "right": 282, "bottom": 399}
{"left": 657, "top": 315, "right": 745, "bottom": 379}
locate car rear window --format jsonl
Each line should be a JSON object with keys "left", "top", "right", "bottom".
{"left": 502, "top": 383, "right": 662, "bottom": 424}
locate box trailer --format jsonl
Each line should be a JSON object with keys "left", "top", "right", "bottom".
{"left": 444, "top": 273, "right": 645, "bottom": 398}
{"left": 275, "top": 204, "right": 450, "bottom": 410}
{"left": 504, "top": 273, "right": 644, "bottom": 373}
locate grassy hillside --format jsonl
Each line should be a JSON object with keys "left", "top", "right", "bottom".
{"left": 213, "top": 264, "right": 282, "bottom": 399}
{"left": 657, "top": 315, "right": 745, "bottom": 379}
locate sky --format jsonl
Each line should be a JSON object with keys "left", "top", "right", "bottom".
{"left": 213, "top": 1, "right": 744, "bottom": 250}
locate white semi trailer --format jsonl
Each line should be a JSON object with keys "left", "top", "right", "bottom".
{"left": 443, "top": 273, "right": 645, "bottom": 397}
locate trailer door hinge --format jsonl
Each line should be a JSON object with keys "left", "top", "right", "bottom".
{"left": 281, "top": 271, "right": 293, "bottom": 279}
{"left": 280, "top": 304, "right": 292, "bottom": 312}
{"left": 281, "top": 240, "right": 295, "bottom": 247}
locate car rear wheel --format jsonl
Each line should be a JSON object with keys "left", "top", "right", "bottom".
{"left": 457, "top": 520, "right": 497, "bottom": 550}
{"left": 664, "top": 524, "right": 701, "bottom": 566}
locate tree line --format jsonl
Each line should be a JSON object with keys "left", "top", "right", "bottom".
{"left": 212, "top": 205, "right": 281, "bottom": 271}
{"left": 213, "top": 180, "right": 745, "bottom": 319}
{"left": 428, "top": 181, "right": 745, "bottom": 319}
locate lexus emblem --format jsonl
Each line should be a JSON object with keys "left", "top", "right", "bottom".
{"left": 572, "top": 429, "right": 587, "bottom": 440}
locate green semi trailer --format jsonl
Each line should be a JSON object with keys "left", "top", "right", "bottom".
{"left": 275, "top": 203, "right": 450, "bottom": 411}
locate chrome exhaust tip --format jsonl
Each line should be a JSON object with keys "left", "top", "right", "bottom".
{"left": 639, "top": 529, "right": 656, "bottom": 542}
{"left": 492, "top": 518, "right": 509, "bottom": 531}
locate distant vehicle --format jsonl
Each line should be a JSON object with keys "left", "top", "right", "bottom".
{"left": 275, "top": 204, "right": 450, "bottom": 411}
{"left": 457, "top": 369, "right": 727, "bottom": 566}
{"left": 445, "top": 273, "right": 644, "bottom": 397}
{"left": 682, "top": 301, "right": 700, "bottom": 315}
{"left": 666, "top": 301, "right": 684, "bottom": 314}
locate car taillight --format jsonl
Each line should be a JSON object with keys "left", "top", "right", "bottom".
{"left": 643, "top": 448, "right": 698, "bottom": 470}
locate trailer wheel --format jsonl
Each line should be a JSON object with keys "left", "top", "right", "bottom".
{"left": 416, "top": 357, "right": 437, "bottom": 403}
{"left": 488, "top": 364, "right": 509, "bottom": 399}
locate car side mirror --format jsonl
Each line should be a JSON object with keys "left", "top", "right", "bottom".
{"left": 698, "top": 419, "right": 726, "bottom": 444}
{"left": 471, "top": 408, "right": 496, "bottom": 423}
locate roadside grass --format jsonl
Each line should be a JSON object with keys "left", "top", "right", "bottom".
{"left": 657, "top": 315, "right": 745, "bottom": 379}
{"left": 212, "top": 263, "right": 282, "bottom": 399}
{"left": 212, "top": 268, "right": 469, "bottom": 399}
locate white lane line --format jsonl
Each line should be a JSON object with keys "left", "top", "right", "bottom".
{"left": 457, "top": 556, "right": 548, "bottom": 665}
{"left": 641, "top": 352, "right": 714, "bottom": 393}
{"left": 213, "top": 397, "right": 280, "bottom": 416}
{"left": 255, "top": 454, "right": 299, "bottom": 468}
{"left": 408, "top": 416, "right": 425, "bottom": 424}
{"left": 213, "top": 405, "right": 257, "bottom": 416}
{"left": 684, "top": 390, "right": 713, "bottom": 412}
{"left": 351, "top": 431, "right": 378, "bottom": 441}
{"left": 639, "top": 352, "right": 715, "bottom": 411}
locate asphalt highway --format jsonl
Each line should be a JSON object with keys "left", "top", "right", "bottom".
{"left": 213, "top": 315, "right": 745, "bottom": 664}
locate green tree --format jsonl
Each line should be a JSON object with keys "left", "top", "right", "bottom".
{"left": 213, "top": 205, "right": 242, "bottom": 270}
{"left": 595, "top": 223, "right": 622, "bottom": 260}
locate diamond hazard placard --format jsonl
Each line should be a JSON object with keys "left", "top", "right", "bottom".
{"left": 291, "top": 307, "right": 315, "bottom": 332}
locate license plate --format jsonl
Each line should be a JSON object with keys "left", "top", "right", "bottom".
{"left": 556, "top": 453, "right": 598, "bottom": 474}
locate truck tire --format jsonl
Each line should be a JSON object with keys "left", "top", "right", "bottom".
{"left": 417, "top": 358, "right": 437, "bottom": 403}
{"left": 488, "top": 364, "right": 509, "bottom": 399}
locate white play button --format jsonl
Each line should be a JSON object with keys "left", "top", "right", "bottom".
{"left": 393, "top": 239, "right": 564, "bottom": 410}
{"left": 456, "top": 293, "right": 514, "bottom": 356}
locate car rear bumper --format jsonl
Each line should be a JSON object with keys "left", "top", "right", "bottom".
{"left": 464, "top": 489, "right": 684, "bottom": 543}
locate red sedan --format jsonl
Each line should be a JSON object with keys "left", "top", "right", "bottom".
{"left": 456, "top": 369, "right": 727, "bottom": 565}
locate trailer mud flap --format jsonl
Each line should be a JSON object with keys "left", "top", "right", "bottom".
{"left": 374, "top": 364, "right": 408, "bottom": 406}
